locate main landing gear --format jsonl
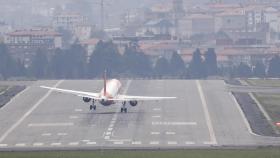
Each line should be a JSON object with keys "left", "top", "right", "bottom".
{"left": 90, "top": 100, "right": 96, "bottom": 111}
{"left": 120, "top": 101, "right": 127, "bottom": 113}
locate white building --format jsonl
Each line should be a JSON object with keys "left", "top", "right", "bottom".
{"left": 52, "top": 12, "right": 88, "bottom": 31}
{"left": 5, "top": 28, "right": 62, "bottom": 49}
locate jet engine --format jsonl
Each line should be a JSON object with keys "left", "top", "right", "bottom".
{"left": 129, "top": 100, "right": 138, "bottom": 107}
{"left": 83, "top": 97, "right": 91, "bottom": 103}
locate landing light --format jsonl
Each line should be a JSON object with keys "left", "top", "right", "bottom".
{"left": 276, "top": 122, "right": 280, "bottom": 126}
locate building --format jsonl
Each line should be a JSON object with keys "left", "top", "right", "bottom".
{"left": 178, "top": 14, "right": 215, "bottom": 38}
{"left": 5, "top": 28, "right": 62, "bottom": 49}
{"left": 4, "top": 28, "right": 62, "bottom": 67}
{"left": 52, "top": 12, "right": 88, "bottom": 31}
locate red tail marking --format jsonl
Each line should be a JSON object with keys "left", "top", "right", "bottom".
{"left": 103, "top": 70, "right": 107, "bottom": 96}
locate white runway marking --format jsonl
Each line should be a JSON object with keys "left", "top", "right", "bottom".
{"left": 57, "top": 133, "right": 68, "bottom": 136}
{"left": 82, "top": 140, "right": 90, "bottom": 142}
{"left": 75, "top": 109, "right": 83, "bottom": 112}
{"left": 150, "top": 141, "right": 159, "bottom": 145}
{"left": 152, "top": 122, "right": 197, "bottom": 126}
{"left": 28, "top": 123, "right": 74, "bottom": 127}
{"left": 204, "top": 141, "right": 216, "bottom": 145}
{"left": 42, "top": 133, "right": 52, "bottom": 136}
{"left": 69, "top": 116, "right": 79, "bottom": 119}
{"left": 185, "top": 141, "right": 195, "bottom": 145}
{"left": 166, "top": 132, "right": 176, "bottom": 135}
{"left": 152, "top": 115, "right": 161, "bottom": 118}
{"left": 103, "top": 80, "right": 132, "bottom": 141}
{"left": 51, "top": 143, "right": 61, "bottom": 146}
{"left": 33, "top": 143, "right": 44, "bottom": 146}
{"left": 151, "top": 132, "right": 160, "bottom": 135}
{"left": 167, "top": 141, "right": 177, "bottom": 145}
{"left": 113, "top": 141, "right": 124, "bottom": 145}
{"left": 132, "top": 141, "right": 142, "bottom": 145}
{"left": 86, "top": 142, "right": 96, "bottom": 145}
{"left": 0, "top": 144, "right": 8, "bottom": 147}
{"left": 0, "top": 80, "right": 64, "bottom": 143}
{"left": 153, "top": 108, "right": 161, "bottom": 111}
{"left": 196, "top": 80, "right": 217, "bottom": 145}
{"left": 69, "top": 142, "right": 79, "bottom": 146}
{"left": 15, "top": 143, "right": 26, "bottom": 147}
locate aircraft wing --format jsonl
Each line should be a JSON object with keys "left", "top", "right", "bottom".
{"left": 40, "top": 86, "right": 100, "bottom": 99}
{"left": 112, "top": 95, "right": 176, "bottom": 101}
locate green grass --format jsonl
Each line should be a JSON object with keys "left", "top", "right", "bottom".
{"left": 0, "top": 85, "right": 9, "bottom": 93}
{"left": 246, "top": 79, "right": 280, "bottom": 131}
{"left": 1, "top": 149, "right": 280, "bottom": 158}
{"left": 246, "top": 79, "right": 280, "bottom": 87}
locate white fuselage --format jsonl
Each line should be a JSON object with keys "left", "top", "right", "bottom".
{"left": 99, "top": 79, "right": 122, "bottom": 106}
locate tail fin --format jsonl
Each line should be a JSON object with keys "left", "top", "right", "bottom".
{"left": 103, "top": 70, "right": 107, "bottom": 96}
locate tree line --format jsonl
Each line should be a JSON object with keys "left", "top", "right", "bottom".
{"left": 1, "top": 41, "right": 280, "bottom": 80}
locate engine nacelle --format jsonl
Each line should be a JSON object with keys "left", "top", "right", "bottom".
{"left": 129, "top": 100, "right": 138, "bottom": 107}
{"left": 83, "top": 97, "right": 91, "bottom": 103}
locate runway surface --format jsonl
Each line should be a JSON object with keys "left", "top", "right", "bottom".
{"left": 0, "top": 80, "right": 280, "bottom": 150}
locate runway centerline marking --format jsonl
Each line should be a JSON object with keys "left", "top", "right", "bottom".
{"left": 0, "top": 144, "right": 8, "bottom": 147}
{"left": 196, "top": 80, "right": 217, "bottom": 145}
{"left": 150, "top": 141, "right": 159, "bottom": 145}
{"left": 151, "top": 132, "right": 160, "bottom": 135}
{"left": 69, "top": 116, "right": 79, "bottom": 119}
{"left": 42, "top": 133, "right": 52, "bottom": 136}
{"left": 0, "top": 80, "right": 64, "bottom": 143}
{"left": 152, "top": 122, "right": 197, "bottom": 126}
{"left": 132, "top": 141, "right": 141, "bottom": 145}
{"left": 86, "top": 142, "right": 97, "bottom": 145}
{"left": 103, "top": 80, "right": 132, "bottom": 140}
{"left": 166, "top": 132, "right": 176, "bottom": 135}
{"left": 28, "top": 123, "right": 74, "bottom": 127}
{"left": 152, "top": 115, "right": 161, "bottom": 118}
{"left": 33, "top": 143, "right": 44, "bottom": 146}
{"left": 51, "top": 143, "right": 61, "bottom": 146}
{"left": 15, "top": 143, "right": 26, "bottom": 147}
{"left": 69, "top": 142, "right": 79, "bottom": 146}
{"left": 167, "top": 141, "right": 177, "bottom": 145}
{"left": 185, "top": 141, "right": 195, "bottom": 145}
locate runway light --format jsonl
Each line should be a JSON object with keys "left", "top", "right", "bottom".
{"left": 276, "top": 122, "right": 280, "bottom": 126}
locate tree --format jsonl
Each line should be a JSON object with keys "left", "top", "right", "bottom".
{"left": 50, "top": 48, "right": 66, "bottom": 78}
{"left": 64, "top": 44, "right": 87, "bottom": 78}
{"left": 188, "top": 48, "right": 206, "bottom": 78}
{"left": 169, "top": 51, "right": 186, "bottom": 76}
{"left": 253, "top": 62, "right": 266, "bottom": 78}
{"left": 268, "top": 55, "right": 280, "bottom": 77}
{"left": 154, "top": 56, "right": 170, "bottom": 77}
{"left": 204, "top": 48, "right": 218, "bottom": 76}
{"left": 88, "top": 41, "right": 122, "bottom": 78}
{"left": 122, "top": 43, "right": 152, "bottom": 77}
{"left": 237, "top": 62, "right": 252, "bottom": 78}
{"left": 30, "top": 49, "right": 49, "bottom": 78}
{"left": 0, "top": 43, "right": 27, "bottom": 79}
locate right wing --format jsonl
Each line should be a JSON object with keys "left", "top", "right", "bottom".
{"left": 112, "top": 94, "right": 177, "bottom": 101}
{"left": 40, "top": 86, "right": 101, "bottom": 100}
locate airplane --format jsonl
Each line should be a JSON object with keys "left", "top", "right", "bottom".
{"left": 40, "top": 71, "right": 176, "bottom": 113}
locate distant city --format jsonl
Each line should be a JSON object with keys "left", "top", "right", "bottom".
{"left": 0, "top": 0, "right": 280, "bottom": 79}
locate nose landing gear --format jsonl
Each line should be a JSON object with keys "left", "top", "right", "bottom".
{"left": 120, "top": 101, "right": 127, "bottom": 113}
{"left": 90, "top": 100, "right": 96, "bottom": 111}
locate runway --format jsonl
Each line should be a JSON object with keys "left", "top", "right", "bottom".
{"left": 0, "top": 80, "right": 280, "bottom": 150}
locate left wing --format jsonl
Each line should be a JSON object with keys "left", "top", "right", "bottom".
{"left": 40, "top": 86, "right": 101, "bottom": 100}
{"left": 112, "top": 94, "right": 176, "bottom": 101}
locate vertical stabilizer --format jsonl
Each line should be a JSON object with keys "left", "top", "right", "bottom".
{"left": 103, "top": 70, "right": 107, "bottom": 96}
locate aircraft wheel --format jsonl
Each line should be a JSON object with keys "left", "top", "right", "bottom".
{"left": 93, "top": 105, "right": 96, "bottom": 110}
{"left": 124, "top": 108, "right": 127, "bottom": 113}
{"left": 90, "top": 105, "right": 93, "bottom": 110}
